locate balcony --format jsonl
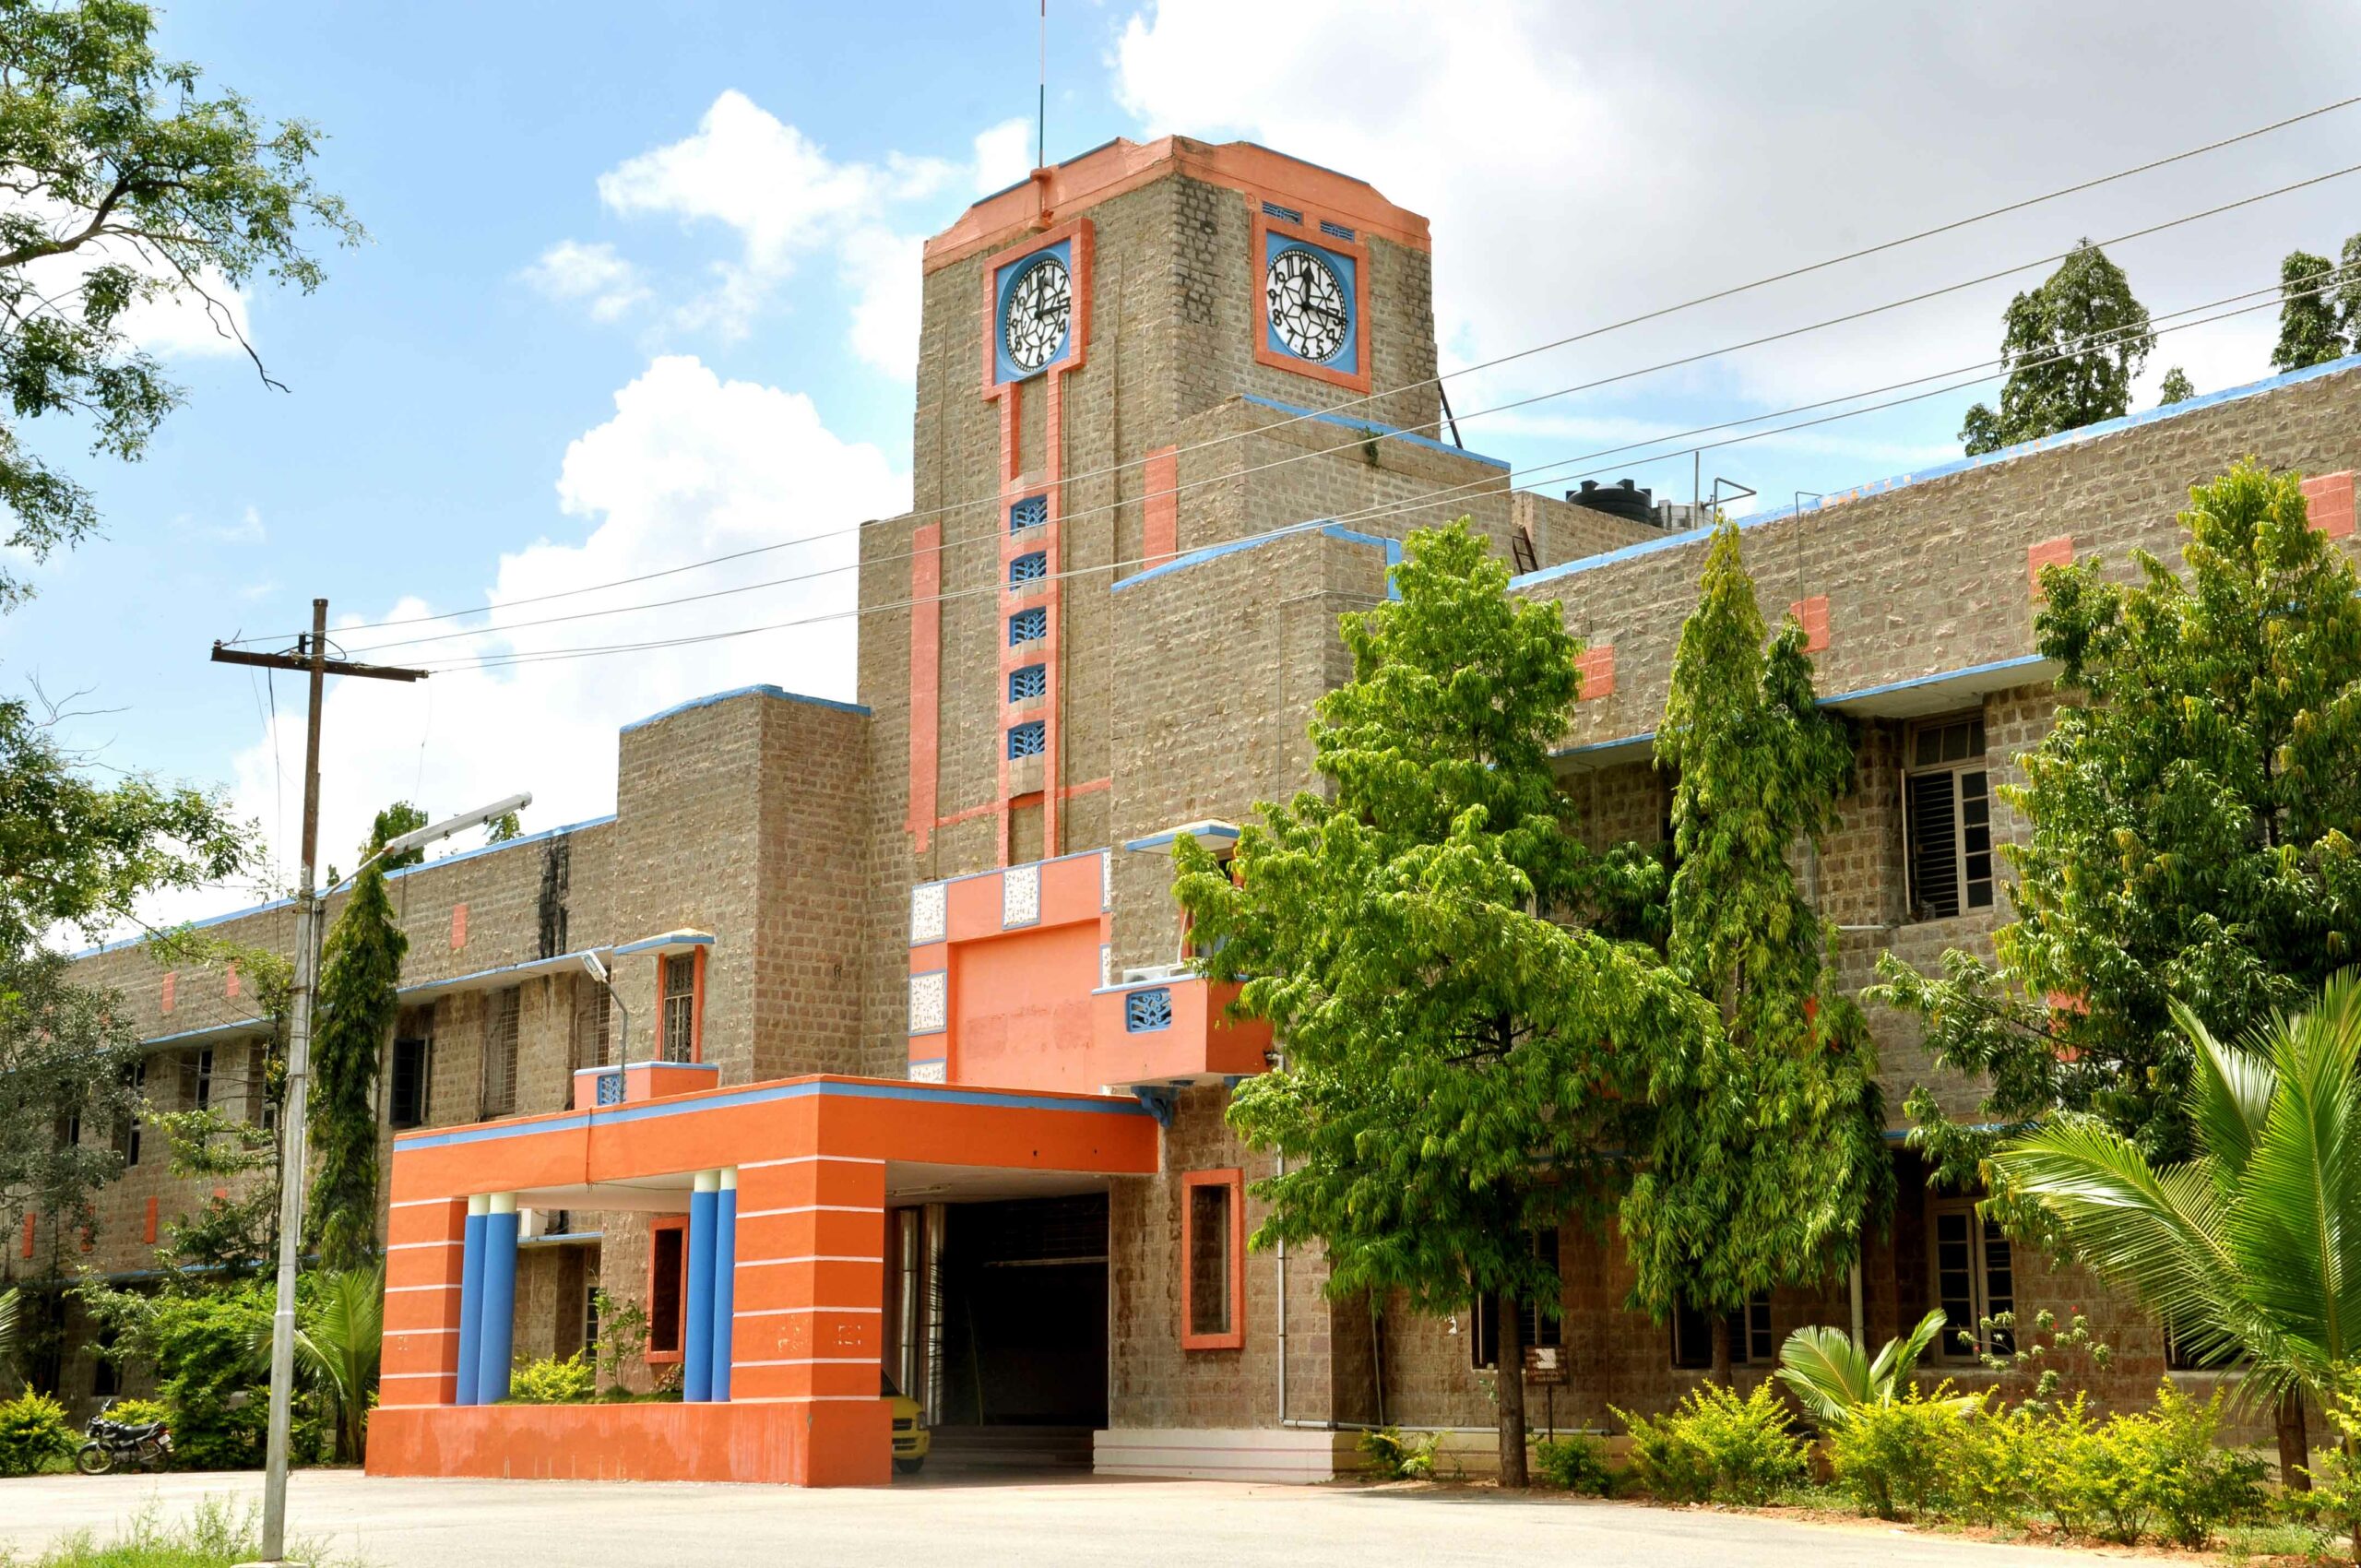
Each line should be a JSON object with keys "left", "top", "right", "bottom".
{"left": 1089, "top": 971, "right": 1273, "bottom": 1095}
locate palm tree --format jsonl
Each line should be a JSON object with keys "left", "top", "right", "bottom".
{"left": 0, "top": 1286, "right": 18, "bottom": 1380}
{"left": 1775, "top": 1309, "right": 1964, "bottom": 1429}
{"left": 1990, "top": 970, "right": 2361, "bottom": 1490}
{"left": 286, "top": 1265, "right": 383, "bottom": 1464}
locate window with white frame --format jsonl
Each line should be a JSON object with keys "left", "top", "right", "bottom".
{"left": 1931, "top": 1197, "right": 2015, "bottom": 1360}
{"left": 1904, "top": 715, "right": 1994, "bottom": 921}
{"left": 481, "top": 986, "right": 521, "bottom": 1117}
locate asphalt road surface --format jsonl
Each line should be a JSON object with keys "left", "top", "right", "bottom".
{"left": 0, "top": 1468, "right": 2144, "bottom": 1567}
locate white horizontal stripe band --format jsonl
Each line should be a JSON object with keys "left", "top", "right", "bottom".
{"left": 385, "top": 1284, "right": 459, "bottom": 1295}
{"left": 389, "top": 1197, "right": 456, "bottom": 1209}
{"left": 379, "top": 1372, "right": 454, "bottom": 1382}
{"left": 733, "top": 1305, "right": 883, "bottom": 1318}
{"left": 737, "top": 1155, "right": 884, "bottom": 1170}
{"left": 386, "top": 1240, "right": 461, "bottom": 1251}
{"left": 737, "top": 1254, "right": 883, "bottom": 1267}
{"left": 731, "top": 1357, "right": 876, "bottom": 1368}
{"left": 736, "top": 1205, "right": 877, "bottom": 1218}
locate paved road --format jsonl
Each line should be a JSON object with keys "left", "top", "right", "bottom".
{"left": 0, "top": 1468, "right": 2137, "bottom": 1567}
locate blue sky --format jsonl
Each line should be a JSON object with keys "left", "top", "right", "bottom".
{"left": 13, "top": 0, "right": 2359, "bottom": 918}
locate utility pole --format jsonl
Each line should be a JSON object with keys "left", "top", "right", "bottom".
{"left": 213, "top": 599, "right": 424, "bottom": 1566}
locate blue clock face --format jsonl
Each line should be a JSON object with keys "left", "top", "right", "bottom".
{"left": 1266, "top": 246, "right": 1348, "bottom": 362}
{"left": 1002, "top": 255, "right": 1071, "bottom": 374}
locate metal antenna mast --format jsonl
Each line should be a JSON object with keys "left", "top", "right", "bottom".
{"left": 1037, "top": 1, "right": 1047, "bottom": 169}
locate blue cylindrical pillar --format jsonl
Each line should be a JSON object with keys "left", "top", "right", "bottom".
{"left": 683, "top": 1170, "right": 719, "bottom": 1402}
{"left": 709, "top": 1169, "right": 737, "bottom": 1402}
{"left": 455, "top": 1194, "right": 488, "bottom": 1406}
{"left": 476, "top": 1193, "right": 519, "bottom": 1403}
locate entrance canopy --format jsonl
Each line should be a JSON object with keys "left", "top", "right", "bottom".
{"left": 370, "top": 1075, "right": 1157, "bottom": 1487}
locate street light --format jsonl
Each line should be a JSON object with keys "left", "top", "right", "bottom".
{"left": 250, "top": 790, "right": 530, "bottom": 1568}
{"left": 577, "top": 951, "right": 631, "bottom": 1064}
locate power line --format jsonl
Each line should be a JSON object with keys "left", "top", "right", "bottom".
{"left": 344, "top": 163, "right": 2361, "bottom": 659}
{"left": 405, "top": 268, "right": 2344, "bottom": 676}
{"left": 233, "top": 95, "right": 2361, "bottom": 649}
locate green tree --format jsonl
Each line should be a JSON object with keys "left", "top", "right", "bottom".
{"left": 2337, "top": 233, "right": 2361, "bottom": 350}
{"left": 0, "top": 0, "right": 361, "bottom": 608}
{"left": 369, "top": 802, "right": 429, "bottom": 871}
{"left": 0, "top": 950, "right": 144, "bottom": 1257}
{"left": 1874, "top": 462, "right": 2361, "bottom": 1182}
{"left": 1990, "top": 972, "right": 2361, "bottom": 1493}
{"left": 2271, "top": 250, "right": 2348, "bottom": 373}
{"left": 1619, "top": 521, "right": 1891, "bottom": 1379}
{"left": 1175, "top": 521, "right": 1709, "bottom": 1487}
{"left": 2158, "top": 367, "right": 2195, "bottom": 407}
{"left": 1959, "top": 242, "right": 2154, "bottom": 455}
{"left": 306, "top": 826, "right": 409, "bottom": 1271}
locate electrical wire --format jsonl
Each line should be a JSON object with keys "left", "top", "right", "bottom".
{"left": 404, "top": 267, "right": 2347, "bottom": 675}
{"left": 342, "top": 168, "right": 2361, "bottom": 661}
{"left": 227, "top": 96, "right": 2361, "bottom": 649}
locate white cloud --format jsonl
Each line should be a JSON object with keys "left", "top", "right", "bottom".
{"left": 519, "top": 240, "right": 651, "bottom": 323}
{"left": 227, "top": 355, "right": 908, "bottom": 885}
{"left": 972, "top": 117, "right": 1035, "bottom": 195}
{"left": 1112, "top": 0, "right": 2360, "bottom": 452}
{"left": 839, "top": 227, "right": 926, "bottom": 376}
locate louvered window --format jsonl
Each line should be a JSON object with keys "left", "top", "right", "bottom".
{"left": 1261, "top": 200, "right": 1303, "bottom": 224}
{"left": 1009, "top": 495, "right": 1048, "bottom": 532}
{"left": 1670, "top": 1290, "right": 1774, "bottom": 1368}
{"left": 1009, "top": 607, "right": 1047, "bottom": 646}
{"left": 481, "top": 986, "right": 520, "bottom": 1118}
{"left": 1007, "top": 720, "right": 1046, "bottom": 760}
{"left": 1319, "top": 219, "right": 1356, "bottom": 242}
{"left": 1905, "top": 716, "right": 1993, "bottom": 921}
{"left": 1009, "top": 663, "right": 1047, "bottom": 702}
{"left": 1010, "top": 551, "right": 1048, "bottom": 587}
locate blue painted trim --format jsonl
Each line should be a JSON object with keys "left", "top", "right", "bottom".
{"left": 476, "top": 1206, "right": 518, "bottom": 1404}
{"left": 136, "top": 1018, "right": 270, "bottom": 1048}
{"left": 613, "top": 931, "right": 717, "bottom": 957}
{"left": 1263, "top": 232, "right": 1359, "bottom": 376}
{"left": 991, "top": 237, "right": 1074, "bottom": 385}
{"left": 1509, "top": 354, "right": 2361, "bottom": 593}
{"left": 683, "top": 1184, "right": 718, "bottom": 1402}
{"left": 518, "top": 1229, "right": 604, "bottom": 1246}
{"left": 456, "top": 1210, "right": 485, "bottom": 1407}
{"left": 385, "top": 814, "right": 618, "bottom": 886}
{"left": 1323, "top": 524, "right": 1406, "bottom": 600}
{"left": 394, "top": 1076, "right": 1157, "bottom": 1151}
{"left": 1240, "top": 393, "right": 1509, "bottom": 469}
{"left": 1548, "top": 652, "right": 2053, "bottom": 761}
{"left": 709, "top": 1185, "right": 736, "bottom": 1402}
{"left": 620, "top": 684, "right": 868, "bottom": 736}
{"left": 398, "top": 946, "right": 611, "bottom": 1000}
{"left": 1122, "top": 823, "right": 1242, "bottom": 852}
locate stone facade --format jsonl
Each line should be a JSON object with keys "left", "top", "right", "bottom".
{"left": 35, "top": 134, "right": 2361, "bottom": 1461}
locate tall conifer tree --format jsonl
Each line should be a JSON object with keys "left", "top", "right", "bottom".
{"left": 305, "top": 831, "right": 407, "bottom": 1271}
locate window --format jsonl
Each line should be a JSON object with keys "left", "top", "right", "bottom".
{"left": 1905, "top": 716, "right": 1993, "bottom": 921}
{"left": 1473, "top": 1229, "right": 1563, "bottom": 1370}
{"left": 659, "top": 955, "right": 698, "bottom": 1063}
{"left": 245, "top": 1043, "right": 277, "bottom": 1132}
{"left": 53, "top": 1111, "right": 79, "bottom": 1149}
{"left": 647, "top": 1219, "right": 687, "bottom": 1359}
{"left": 1671, "top": 1291, "right": 1774, "bottom": 1369}
{"left": 177, "top": 1047, "right": 212, "bottom": 1111}
{"left": 1008, "top": 495, "right": 1048, "bottom": 532}
{"left": 481, "top": 987, "right": 520, "bottom": 1118}
{"left": 1007, "top": 720, "right": 1047, "bottom": 760}
{"left": 115, "top": 1059, "right": 146, "bottom": 1168}
{"left": 1008, "top": 607, "right": 1048, "bottom": 646}
{"left": 1181, "top": 1169, "right": 1245, "bottom": 1350}
{"left": 90, "top": 1324, "right": 119, "bottom": 1398}
{"left": 572, "top": 979, "right": 611, "bottom": 1070}
{"left": 583, "top": 1277, "right": 601, "bottom": 1357}
{"left": 1008, "top": 663, "right": 1047, "bottom": 703}
{"left": 1009, "top": 551, "right": 1048, "bottom": 587}
{"left": 388, "top": 1037, "right": 430, "bottom": 1130}
{"left": 1932, "top": 1199, "right": 2015, "bottom": 1360}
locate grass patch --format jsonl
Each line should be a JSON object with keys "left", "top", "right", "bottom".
{"left": 0, "top": 1498, "right": 358, "bottom": 1568}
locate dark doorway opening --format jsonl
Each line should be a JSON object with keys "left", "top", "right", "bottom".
{"left": 935, "top": 1192, "right": 1109, "bottom": 1431}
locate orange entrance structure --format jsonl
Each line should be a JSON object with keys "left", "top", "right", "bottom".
{"left": 368, "top": 1075, "right": 1159, "bottom": 1486}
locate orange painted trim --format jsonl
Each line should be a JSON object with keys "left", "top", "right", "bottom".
{"left": 1180, "top": 1167, "right": 1247, "bottom": 1352}
{"left": 143, "top": 1196, "right": 158, "bottom": 1245}
{"left": 1251, "top": 204, "right": 1372, "bottom": 395}
{"left": 1574, "top": 645, "right": 1616, "bottom": 702}
{"left": 924, "top": 137, "right": 1428, "bottom": 273}
{"left": 450, "top": 902, "right": 469, "bottom": 951}
{"left": 2026, "top": 535, "right": 2075, "bottom": 600}
{"left": 368, "top": 1401, "right": 892, "bottom": 1488}
{"left": 1142, "top": 445, "right": 1180, "bottom": 567}
{"left": 2303, "top": 469, "right": 2355, "bottom": 540}
{"left": 934, "top": 778, "right": 1109, "bottom": 831}
{"left": 159, "top": 971, "right": 176, "bottom": 1014}
{"left": 1787, "top": 595, "right": 1831, "bottom": 654}
{"left": 978, "top": 217, "right": 1095, "bottom": 402}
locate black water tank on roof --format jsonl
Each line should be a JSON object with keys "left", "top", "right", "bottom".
{"left": 1567, "top": 478, "right": 1656, "bottom": 527}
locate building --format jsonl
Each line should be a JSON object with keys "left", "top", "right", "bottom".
{"left": 37, "top": 134, "right": 2361, "bottom": 1485}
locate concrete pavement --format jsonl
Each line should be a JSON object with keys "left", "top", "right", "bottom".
{"left": 0, "top": 1468, "right": 2142, "bottom": 1567}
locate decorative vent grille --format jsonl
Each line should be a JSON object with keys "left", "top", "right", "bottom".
{"left": 1319, "top": 220, "right": 1356, "bottom": 242}
{"left": 1007, "top": 720, "right": 1047, "bottom": 759}
{"left": 1009, "top": 495, "right": 1049, "bottom": 532}
{"left": 1261, "top": 200, "right": 1303, "bottom": 224}
{"left": 1010, "top": 550, "right": 1049, "bottom": 586}
{"left": 1008, "top": 607, "right": 1048, "bottom": 645}
{"left": 1009, "top": 663, "right": 1047, "bottom": 702}
{"left": 595, "top": 1070, "right": 624, "bottom": 1107}
{"left": 1125, "top": 987, "right": 1174, "bottom": 1032}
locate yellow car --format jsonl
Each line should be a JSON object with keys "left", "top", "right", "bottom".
{"left": 883, "top": 1372, "right": 929, "bottom": 1474}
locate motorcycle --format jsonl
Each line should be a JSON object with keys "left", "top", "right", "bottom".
{"left": 74, "top": 1399, "right": 172, "bottom": 1475}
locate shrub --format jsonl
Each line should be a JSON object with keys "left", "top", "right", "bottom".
{"left": 1827, "top": 1386, "right": 1978, "bottom": 1519}
{"left": 1948, "top": 1403, "right": 2038, "bottom": 1528}
{"left": 151, "top": 1288, "right": 271, "bottom": 1470}
{"left": 0, "top": 1390, "right": 75, "bottom": 1477}
{"left": 103, "top": 1396, "right": 171, "bottom": 1429}
{"left": 1534, "top": 1434, "right": 1613, "bottom": 1495}
{"left": 1615, "top": 1383, "right": 1806, "bottom": 1506}
{"left": 2106, "top": 1383, "right": 2265, "bottom": 1549}
{"left": 507, "top": 1352, "right": 595, "bottom": 1405}
{"left": 1358, "top": 1425, "right": 1438, "bottom": 1481}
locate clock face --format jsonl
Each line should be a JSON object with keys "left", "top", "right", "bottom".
{"left": 1266, "top": 247, "right": 1349, "bottom": 363}
{"left": 1002, "top": 254, "right": 1072, "bottom": 374}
